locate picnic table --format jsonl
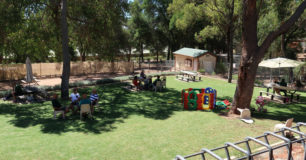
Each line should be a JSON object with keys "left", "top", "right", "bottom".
{"left": 176, "top": 70, "right": 201, "bottom": 82}
{"left": 261, "top": 83, "right": 304, "bottom": 103}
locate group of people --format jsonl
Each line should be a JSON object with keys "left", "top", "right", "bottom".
{"left": 272, "top": 77, "right": 305, "bottom": 96}
{"left": 132, "top": 70, "right": 163, "bottom": 90}
{"left": 51, "top": 88, "right": 99, "bottom": 118}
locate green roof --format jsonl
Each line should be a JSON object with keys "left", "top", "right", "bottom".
{"left": 173, "top": 48, "right": 208, "bottom": 58}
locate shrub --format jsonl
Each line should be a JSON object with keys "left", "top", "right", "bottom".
{"left": 198, "top": 69, "right": 205, "bottom": 74}
{"left": 215, "top": 62, "right": 226, "bottom": 74}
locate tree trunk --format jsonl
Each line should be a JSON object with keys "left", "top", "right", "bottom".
{"left": 60, "top": 0, "right": 70, "bottom": 100}
{"left": 227, "top": 0, "right": 235, "bottom": 83}
{"left": 156, "top": 51, "right": 159, "bottom": 62}
{"left": 0, "top": 53, "right": 3, "bottom": 63}
{"left": 81, "top": 53, "right": 86, "bottom": 61}
{"left": 139, "top": 43, "right": 144, "bottom": 63}
{"left": 232, "top": 0, "right": 306, "bottom": 113}
{"left": 127, "top": 47, "right": 131, "bottom": 62}
{"left": 167, "top": 44, "right": 170, "bottom": 60}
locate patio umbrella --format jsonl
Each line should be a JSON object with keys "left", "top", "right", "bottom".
{"left": 25, "top": 57, "right": 34, "bottom": 83}
{"left": 258, "top": 57, "right": 305, "bottom": 81}
{"left": 259, "top": 57, "right": 304, "bottom": 68}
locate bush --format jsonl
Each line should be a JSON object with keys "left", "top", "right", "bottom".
{"left": 215, "top": 62, "right": 226, "bottom": 74}
{"left": 198, "top": 69, "right": 205, "bottom": 74}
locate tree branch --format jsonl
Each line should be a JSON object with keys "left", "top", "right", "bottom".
{"left": 257, "top": 0, "right": 263, "bottom": 20}
{"left": 258, "top": 0, "right": 306, "bottom": 59}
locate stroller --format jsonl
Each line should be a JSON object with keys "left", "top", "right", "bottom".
{"left": 255, "top": 96, "right": 267, "bottom": 112}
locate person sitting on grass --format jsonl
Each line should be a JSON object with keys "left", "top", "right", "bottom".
{"left": 132, "top": 76, "right": 140, "bottom": 90}
{"left": 144, "top": 76, "right": 153, "bottom": 90}
{"left": 140, "top": 70, "right": 146, "bottom": 80}
{"left": 69, "top": 88, "right": 80, "bottom": 113}
{"left": 153, "top": 75, "right": 161, "bottom": 87}
{"left": 52, "top": 94, "right": 68, "bottom": 116}
{"left": 90, "top": 89, "right": 99, "bottom": 112}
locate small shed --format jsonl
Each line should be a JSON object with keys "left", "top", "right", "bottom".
{"left": 173, "top": 48, "right": 217, "bottom": 73}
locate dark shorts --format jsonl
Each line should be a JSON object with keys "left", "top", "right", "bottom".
{"left": 91, "top": 101, "right": 97, "bottom": 106}
{"left": 71, "top": 101, "right": 79, "bottom": 105}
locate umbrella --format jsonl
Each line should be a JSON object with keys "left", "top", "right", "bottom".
{"left": 259, "top": 57, "right": 305, "bottom": 81}
{"left": 259, "top": 57, "right": 304, "bottom": 68}
{"left": 25, "top": 57, "right": 34, "bottom": 83}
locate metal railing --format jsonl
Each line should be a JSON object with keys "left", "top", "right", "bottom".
{"left": 175, "top": 122, "right": 306, "bottom": 160}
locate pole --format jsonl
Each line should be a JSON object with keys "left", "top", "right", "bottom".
{"left": 270, "top": 68, "right": 272, "bottom": 82}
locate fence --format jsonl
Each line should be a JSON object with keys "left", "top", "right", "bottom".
{"left": 175, "top": 122, "right": 306, "bottom": 160}
{"left": 134, "top": 60, "right": 175, "bottom": 71}
{"left": 0, "top": 61, "right": 134, "bottom": 81}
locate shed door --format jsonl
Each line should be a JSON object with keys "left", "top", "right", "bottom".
{"left": 204, "top": 62, "right": 214, "bottom": 73}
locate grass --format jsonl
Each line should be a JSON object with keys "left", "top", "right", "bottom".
{"left": 0, "top": 76, "right": 305, "bottom": 160}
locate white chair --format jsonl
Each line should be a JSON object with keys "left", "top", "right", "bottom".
{"left": 162, "top": 80, "right": 166, "bottom": 89}
{"left": 274, "top": 118, "right": 294, "bottom": 131}
{"left": 53, "top": 110, "right": 65, "bottom": 119}
{"left": 154, "top": 81, "right": 163, "bottom": 92}
{"left": 80, "top": 104, "right": 93, "bottom": 120}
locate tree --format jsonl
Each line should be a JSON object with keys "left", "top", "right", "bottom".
{"left": 60, "top": 0, "right": 70, "bottom": 99}
{"left": 128, "top": 0, "right": 151, "bottom": 63}
{"left": 231, "top": 0, "right": 306, "bottom": 113}
{"left": 196, "top": 0, "right": 240, "bottom": 83}
{"left": 168, "top": 0, "right": 228, "bottom": 58}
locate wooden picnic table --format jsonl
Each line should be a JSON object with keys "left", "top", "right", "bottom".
{"left": 176, "top": 70, "right": 201, "bottom": 82}
{"left": 263, "top": 84, "right": 304, "bottom": 103}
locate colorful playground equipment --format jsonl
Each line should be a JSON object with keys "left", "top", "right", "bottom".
{"left": 181, "top": 87, "right": 217, "bottom": 110}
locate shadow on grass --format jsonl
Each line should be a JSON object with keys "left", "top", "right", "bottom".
{"left": 0, "top": 83, "right": 183, "bottom": 134}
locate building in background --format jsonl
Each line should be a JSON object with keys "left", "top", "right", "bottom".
{"left": 173, "top": 48, "right": 216, "bottom": 73}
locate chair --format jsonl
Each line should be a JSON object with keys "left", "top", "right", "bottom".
{"left": 53, "top": 110, "right": 65, "bottom": 119}
{"left": 80, "top": 104, "right": 93, "bottom": 120}
{"left": 154, "top": 81, "right": 163, "bottom": 92}
{"left": 161, "top": 80, "right": 166, "bottom": 89}
{"left": 274, "top": 118, "right": 294, "bottom": 132}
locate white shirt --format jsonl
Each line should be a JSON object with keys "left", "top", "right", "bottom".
{"left": 70, "top": 93, "right": 80, "bottom": 102}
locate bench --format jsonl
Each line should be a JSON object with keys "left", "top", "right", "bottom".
{"left": 259, "top": 91, "right": 289, "bottom": 103}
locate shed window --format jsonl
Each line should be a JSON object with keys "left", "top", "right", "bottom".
{"left": 185, "top": 59, "right": 192, "bottom": 67}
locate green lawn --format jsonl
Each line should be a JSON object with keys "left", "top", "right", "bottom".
{"left": 0, "top": 76, "right": 305, "bottom": 160}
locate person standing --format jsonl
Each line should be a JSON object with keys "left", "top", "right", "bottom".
{"left": 90, "top": 89, "right": 99, "bottom": 113}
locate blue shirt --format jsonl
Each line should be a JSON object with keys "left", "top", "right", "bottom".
{"left": 90, "top": 94, "right": 99, "bottom": 102}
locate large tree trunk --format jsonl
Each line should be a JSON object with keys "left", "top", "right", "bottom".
{"left": 60, "top": 0, "right": 70, "bottom": 100}
{"left": 231, "top": 0, "right": 306, "bottom": 113}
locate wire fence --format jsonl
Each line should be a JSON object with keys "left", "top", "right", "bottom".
{"left": 175, "top": 122, "right": 306, "bottom": 160}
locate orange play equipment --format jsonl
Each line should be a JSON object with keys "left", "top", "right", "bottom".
{"left": 181, "top": 87, "right": 217, "bottom": 110}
